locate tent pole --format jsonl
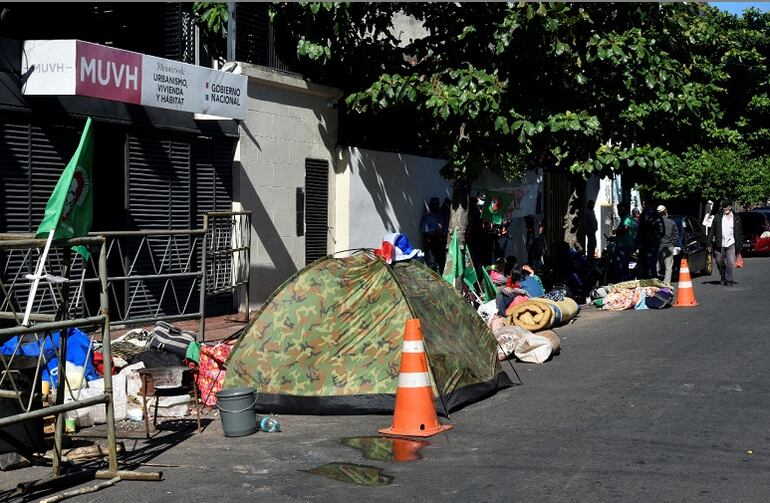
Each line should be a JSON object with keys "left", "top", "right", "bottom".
{"left": 503, "top": 354, "right": 522, "bottom": 385}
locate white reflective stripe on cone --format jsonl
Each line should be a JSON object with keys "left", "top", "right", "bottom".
{"left": 678, "top": 281, "right": 692, "bottom": 288}
{"left": 398, "top": 372, "right": 431, "bottom": 388}
{"left": 680, "top": 267, "right": 690, "bottom": 274}
{"left": 402, "top": 340, "right": 425, "bottom": 353}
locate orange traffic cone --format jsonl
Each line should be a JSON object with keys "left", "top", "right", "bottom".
{"left": 673, "top": 257, "right": 698, "bottom": 307}
{"left": 379, "top": 319, "right": 453, "bottom": 437}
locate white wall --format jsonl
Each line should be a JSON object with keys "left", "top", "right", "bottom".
{"left": 334, "top": 148, "right": 544, "bottom": 266}
{"left": 334, "top": 147, "right": 451, "bottom": 251}
{"left": 235, "top": 64, "right": 342, "bottom": 305}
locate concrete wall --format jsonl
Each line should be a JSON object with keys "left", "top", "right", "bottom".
{"left": 333, "top": 147, "right": 451, "bottom": 251}
{"left": 235, "top": 63, "right": 342, "bottom": 306}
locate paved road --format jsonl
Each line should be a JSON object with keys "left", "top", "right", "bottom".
{"left": 3, "top": 257, "right": 768, "bottom": 502}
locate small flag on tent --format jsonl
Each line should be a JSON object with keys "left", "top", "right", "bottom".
{"left": 36, "top": 117, "right": 95, "bottom": 259}
{"left": 481, "top": 266, "right": 498, "bottom": 303}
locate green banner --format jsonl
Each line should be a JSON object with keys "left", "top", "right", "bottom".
{"left": 36, "top": 117, "right": 94, "bottom": 258}
{"left": 442, "top": 229, "right": 462, "bottom": 286}
{"left": 481, "top": 267, "right": 498, "bottom": 303}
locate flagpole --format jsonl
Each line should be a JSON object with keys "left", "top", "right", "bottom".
{"left": 21, "top": 229, "right": 56, "bottom": 327}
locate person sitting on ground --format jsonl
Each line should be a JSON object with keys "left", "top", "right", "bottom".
{"left": 518, "top": 264, "right": 546, "bottom": 298}
{"left": 496, "top": 270, "right": 530, "bottom": 316}
{"left": 503, "top": 255, "right": 518, "bottom": 286}
{"left": 489, "top": 258, "right": 508, "bottom": 287}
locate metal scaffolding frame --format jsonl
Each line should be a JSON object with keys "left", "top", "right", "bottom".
{"left": 0, "top": 236, "right": 118, "bottom": 475}
{"left": 1, "top": 211, "right": 252, "bottom": 341}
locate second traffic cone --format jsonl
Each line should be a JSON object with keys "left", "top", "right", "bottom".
{"left": 673, "top": 257, "right": 698, "bottom": 307}
{"left": 379, "top": 319, "right": 453, "bottom": 437}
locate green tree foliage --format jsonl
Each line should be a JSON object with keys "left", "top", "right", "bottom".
{"left": 647, "top": 7, "right": 770, "bottom": 206}
{"left": 267, "top": 4, "right": 770, "bottom": 223}
{"left": 193, "top": 2, "right": 229, "bottom": 62}
{"left": 656, "top": 148, "right": 770, "bottom": 207}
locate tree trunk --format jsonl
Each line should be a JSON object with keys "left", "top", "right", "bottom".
{"left": 447, "top": 181, "right": 470, "bottom": 246}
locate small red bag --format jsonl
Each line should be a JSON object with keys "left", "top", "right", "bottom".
{"left": 93, "top": 352, "right": 116, "bottom": 376}
{"left": 736, "top": 252, "right": 744, "bottom": 268}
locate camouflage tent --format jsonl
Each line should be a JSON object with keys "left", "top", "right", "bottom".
{"left": 225, "top": 251, "right": 512, "bottom": 415}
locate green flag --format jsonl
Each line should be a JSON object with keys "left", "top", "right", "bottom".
{"left": 481, "top": 266, "right": 498, "bottom": 303}
{"left": 442, "top": 229, "right": 463, "bottom": 286}
{"left": 462, "top": 245, "right": 478, "bottom": 290}
{"left": 36, "top": 117, "right": 94, "bottom": 258}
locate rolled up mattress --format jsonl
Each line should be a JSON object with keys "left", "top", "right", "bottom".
{"left": 509, "top": 298, "right": 579, "bottom": 331}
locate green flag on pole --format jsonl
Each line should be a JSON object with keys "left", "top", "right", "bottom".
{"left": 442, "top": 229, "right": 463, "bottom": 286}
{"left": 481, "top": 266, "right": 498, "bottom": 303}
{"left": 36, "top": 117, "right": 95, "bottom": 258}
{"left": 462, "top": 245, "right": 478, "bottom": 290}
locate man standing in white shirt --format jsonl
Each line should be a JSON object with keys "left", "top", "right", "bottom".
{"left": 707, "top": 200, "right": 743, "bottom": 286}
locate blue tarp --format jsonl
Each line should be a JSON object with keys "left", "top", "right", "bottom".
{"left": 1, "top": 328, "right": 99, "bottom": 387}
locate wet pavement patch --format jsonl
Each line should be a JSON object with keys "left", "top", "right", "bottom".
{"left": 304, "top": 463, "right": 394, "bottom": 486}
{"left": 341, "top": 436, "right": 430, "bottom": 462}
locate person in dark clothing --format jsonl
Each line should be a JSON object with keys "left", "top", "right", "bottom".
{"left": 612, "top": 203, "right": 634, "bottom": 282}
{"left": 468, "top": 192, "right": 494, "bottom": 268}
{"left": 636, "top": 200, "right": 664, "bottom": 279}
{"left": 493, "top": 220, "right": 516, "bottom": 261}
{"left": 656, "top": 205, "right": 680, "bottom": 284}
{"left": 527, "top": 219, "right": 545, "bottom": 271}
{"left": 420, "top": 197, "right": 445, "bottom": 271}
{"left": 585, "top": 200, "right": 598, "bottom": 260}
{"left": 708, "top": 200, "right": 743, "bottom": 286}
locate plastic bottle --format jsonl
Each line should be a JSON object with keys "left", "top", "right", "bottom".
{"left": 258, "top": 416, "right": 280, "bottom": 433}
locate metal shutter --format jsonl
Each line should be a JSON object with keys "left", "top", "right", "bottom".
{"left": 191, "top": 138, "right": 234, "bottom": 226}
{"left": 235, "top": 3, "right": 269, "bottom": 66}
{"left": 0, "top": 120, "right": 79, "bottom": 233}
{"left": 0, "top": 117, "right": 80, "bottom": 317}
{"left": 127, "top": 133, "right": 191, "bottom": 231}
{"left": 126, "top": 132, "right": 192, "bottom": 319}
{"left": 163, "top": 3, "right": 196, "bottom": 64}
{"left": 304, "top": 158, "right": 329, "bottom": 265}
{"left": 192, "top": 138, "right": 235, "bottom": 314}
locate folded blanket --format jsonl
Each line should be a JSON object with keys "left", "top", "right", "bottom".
{"left": 508, "top": 298, "right": 579, "bottom": 332}
{"left": 603, "top": 286, "right": 664, "bottom": 311}
{"left": 608, "top": 279, "right": 669, "bottom": 291}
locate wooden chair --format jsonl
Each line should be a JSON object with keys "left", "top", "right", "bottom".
{"left": 138, "top": 366, "right": 201, "bottom": 438}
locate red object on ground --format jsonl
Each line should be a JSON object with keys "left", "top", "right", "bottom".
{"left": 93, "top": 351, "right": 116, "bottom": 376}
{"left": 196, "top": 340, "right": 236, "bottom": 407}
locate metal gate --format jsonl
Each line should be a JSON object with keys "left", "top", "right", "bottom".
{"left": 0, "top": 236, "right": 120, "bottom": 478}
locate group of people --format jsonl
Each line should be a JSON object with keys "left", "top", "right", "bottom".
{"left": 488, "top": 257, "right": 546, "bottom": 316}
{"left": 468, "top": 193, "right": 545, "bottom": 273}
{"left": 607, "top": 199, "right": 743, "bottom": 287}
{"left": 420, "top": 192, "right": 546, "bottom": 276}
{"left": 609, "top": 201, "right": 680, "bottom": 284}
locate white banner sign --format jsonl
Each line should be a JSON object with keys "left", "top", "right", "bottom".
{"left": 22, "top": 40, "right": 247, "bottom": 120}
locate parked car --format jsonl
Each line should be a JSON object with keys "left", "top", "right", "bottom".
{"left": 670, "top": 215, "right": 712, "bottom": 278}
{"left": 738, "top": 211, "right": 770, "bottom": 255}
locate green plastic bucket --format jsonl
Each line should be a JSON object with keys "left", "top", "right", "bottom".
{"left": 216, "top": 387, "right": 257, "bottom": 437}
